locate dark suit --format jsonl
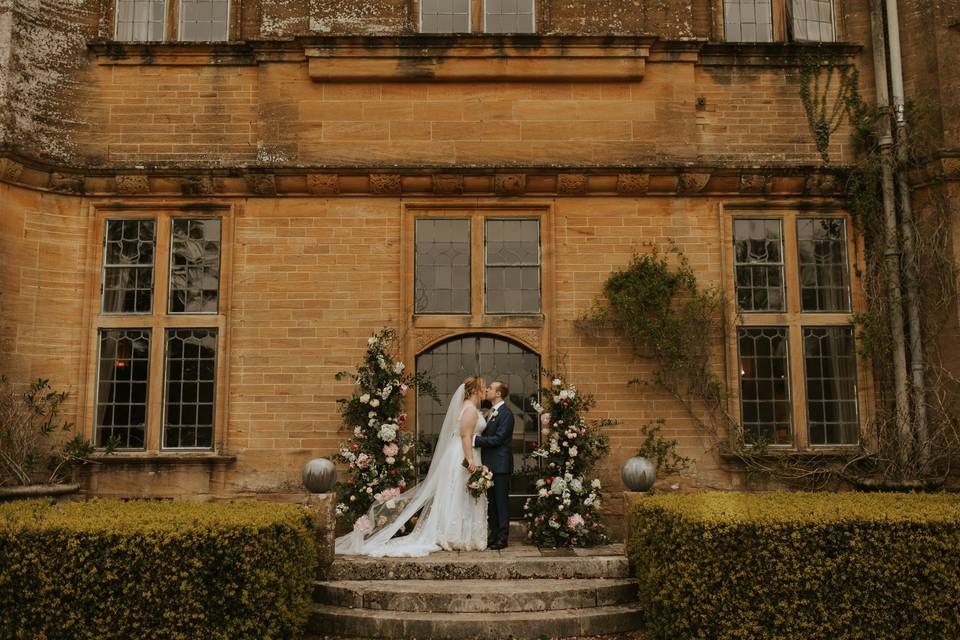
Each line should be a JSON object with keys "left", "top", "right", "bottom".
{"left": 475, "top": 402, "right": 514, "bottom": 545}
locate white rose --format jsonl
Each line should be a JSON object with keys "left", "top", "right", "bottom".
{"left": 538, "top": 488, "right": 548, "bottom": 497}
{"left": 368, "top": 411, "right": 376, "bottom": 418}
{"left": 532, "top": 402, "right": 544, "bottom": 414}
{"left": 386, "top": 499, "right": 396, "bottom": 509}
{"left": 381, "top": 385, "right": 392, "bottom": 399}
{"left": 368, "top": 336, "right": 378, "bottom": 345}
{"left": 366, "top": 487, "right": 373, "bottom": 494}
{"left": 552, "top": 378, "right": 562, "bottom": 387}
{"left": 386, "top": 456, "right": 395, "bottom": 464}
{"left": 569, "top": 446, "right": 578, "bottom": 457}
{"left": 394, "top": 361, "right": 405, "bottom": 374}
{"left": 559, "top": 390, "right": 569, "bottom": 400}
{"left": 368, "top": 419, "right": 376, "bottom": 426}
{"left": 350, "top": 495, "right": 356, "bottom": 502}
{"left": 568, "top": 386, "right": 577, "bottom": 398}
{"left": 570, "top": 479, "right": 583, "bottom": 493}
{"left": 360, "top": 394, "right": 370, "bottom": 403}
{"left": 591, "top": 479, "right": 601, "bottom": 489}
{"left": 370, "top": 398, "right": 380, "bottom": 408}
{"left": 354, "top": 426, "right": 362, "bottom": 437}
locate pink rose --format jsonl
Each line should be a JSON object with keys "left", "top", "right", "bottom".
{"left": 400, "top": 384, "right": 409, "bottom": 396}
{"left": 567, "top": 514, "right": 585, "bottom": 529}
{"left": 383, "top": 443, "right": 399, "bottom": 457}
{"left": 356, "top": 453, "right": 371, "bottom": 469}
{"left": 540, "top": 413, "right": 552, "bottom": 426}
{"left": 354, "top": 515, "right": 373, "bottom": 534}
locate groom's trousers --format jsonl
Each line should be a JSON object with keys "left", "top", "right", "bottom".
{"left": 487, "top": 472, "right": 511, "bottom": 544}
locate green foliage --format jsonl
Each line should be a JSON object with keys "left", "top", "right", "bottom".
{"left": 333, "top": 329, "right": 437, "bottom": 529}
{"left": 0, "top": 377, "right": 111, "bottom": 487}
{"left": 799, "top": 54, "right": 860, "bottom": 163}
{"left": 629, "top": 492, "right": 960, "bottom": 640}
{"left": 0, "top": 499, "right": 317, "bottom": 640}
{"left": 636, "top": 419, "right": 691, "bottom": 478}
{"left": 523, "top": 373, "right": 610, "bottom": 548}
{"left": 580, "top": 248, "right": 726, "bottom": 421}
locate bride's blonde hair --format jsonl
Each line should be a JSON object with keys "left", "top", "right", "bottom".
{"left": 463, "top": 376, "right": 485, "bottom": 397}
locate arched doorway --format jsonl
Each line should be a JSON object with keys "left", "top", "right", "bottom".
{"left": 416, "top": 334, "right": 540, "bottom": 518}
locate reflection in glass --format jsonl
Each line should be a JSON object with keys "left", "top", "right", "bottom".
{"left": 734, "top": 218, "right": 785, "bottom": 312}
{"left": 115, "top": 0, "right": 165, "bottom": 41}
{"left": 420, "top": 0, "right": 470, "bottom": 32}
{"left": 804, "top": 326, "right": 858, "bottom": 445}
{"left": 169, "top": 218, "right": 221, "bottom": 313}
{"left": 415, "top": 219, "right": 471, "bottom": 314}
{"left": 102, "top": 219, "right": 156, "bottom": 314}
{"left": 485, "top": 219, "right": 540, "bottom": 314}
{"left": 164, "top": 328, "right": 218, "bottom": 448}
{"left": 485, "top": 0, "right": 535, "bottom": 34}
{"left": 738, "top": 327, "right": 792, "bottom": 445}
{"left": 179, "top": 0, "right": 229, "bottom": 41}
{"left": 797, "top": 218, "right": 850, "bottom": 312}
{"left": 96, "top": 329, "right": 151, "bottom": 448}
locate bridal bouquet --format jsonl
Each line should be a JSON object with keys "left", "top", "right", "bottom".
{"left": 462, "top": 459, "right": 494, "bottom": 499}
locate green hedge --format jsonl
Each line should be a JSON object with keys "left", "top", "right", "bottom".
{"left": 629, "top": 492, "right": 960, "bottom": 640}
{"left": 0, "top": 499, "right": 318, "bottom": 640}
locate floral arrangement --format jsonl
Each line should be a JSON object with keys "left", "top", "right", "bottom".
{"left": 333, "top": 329, "right": 435, "bottom": 529}
{"left": 462, "top": 459, "right": 494, "bottom": 499}
{"left": 524, "top": 375, "right": 612, "bottom": 547}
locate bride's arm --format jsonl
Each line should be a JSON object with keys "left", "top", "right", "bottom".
{"left": 459, "top": 404, "right": 478, "bottom": 472}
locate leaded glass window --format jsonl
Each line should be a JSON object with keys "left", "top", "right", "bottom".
{"left": 164, "top": 328, "right": 217, "bottom": 449}
{"left": 485, "top": 219, "right": 540, "bottom": 314}
{"left": 723, "top": 0, "right": 773, "bottom": 42}
{"left": 415, "top": 219, "right": 471, "bottom": 314}
{"left": 789, "top": 0, "right": 835, "bottom": 42}
{"left": 421, "top": 0, "right": 471, "bottom": 33}
{"left": 738, "top": 327, "right": 792, "bottom": 445}
{"left": 797, "top": 218, "right": 850, "bottom": 312}
{"left": 734, "top": 219, "right": 785, "bottom": 312}
{"left": 102, "top": 219, "right": 156, "bottom": 314}
{"left": 485, "top": 0, "right": 535, "bottom": 33}
{"left": 115, "top": 0, "right": 165, "bottom": 41}
{"left": 804, "top": 327, "right": 858, "bottom": 445}
{"left": 179, "top": 0, "right": 229, "bottom": 41}
{"left": 169, "top": 218, "right": 222, "bottom": 314}
{"left": 96, "top": 329, "right": 150, "bottom": 448}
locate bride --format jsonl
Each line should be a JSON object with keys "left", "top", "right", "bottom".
{"left": 335, "top": 376, "right": 488, "bottom": 557}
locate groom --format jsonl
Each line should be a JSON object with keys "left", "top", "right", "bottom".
{"left": 474, "top": 379, "right": 514, "bottom": 550}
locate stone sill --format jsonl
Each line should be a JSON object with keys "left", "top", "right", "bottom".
{"left": 719, "top": 448, "right": 862, "bottom": 464}
{"left": 699, "top": 41, "right": 862, "bottom": 67}
{"left": 87, "top": 453, "right": 237, "bottom": 466}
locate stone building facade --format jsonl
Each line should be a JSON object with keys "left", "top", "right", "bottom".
{"left": 0, "top": 0, "right": 957, "bottom": 522}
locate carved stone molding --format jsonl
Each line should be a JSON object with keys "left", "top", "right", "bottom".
{"left": 494, "top": 174, "right": 526, "bottom": 196}
{"left": 115, "top": 174, "right": 150, "bottom": 194}
{"left": 677, "top": 172, "right": 711, "bottom": 194}
{"left": 181, "top": 175, "right": 215, "bottom": 196}
{"left": 370, "top": 173, "right": 402, "bottom": 194}
{"left": 246, "top": 174, "right": 277, "bottom": 195}
{"left": 432, "top": 174, "right": 464, "bottom": 195}
{"left": 804, "top": 172, "right": 841, "bottom": 195}
{"left": 739, "top": 173, "right": 772, "bottom": 194}
{"left": 617, "top": 173, "right": 650, "bottom": 195}
{"left": 49, "top": 172, "right": 83, "bottom": 194}
{"left": 557, "top": 174, "right": 588, "bottom": 195}
{"left": 497, "top": 329, "right": 542, "bottom": 352}
{"left": 308, "top": 173, "right": 340, "bottom": 195}
{"left": 0, "top": 158, "right": 24, "bottom": 182}
{"left": 414, "top": 330, "right": 456, "bottom": 354}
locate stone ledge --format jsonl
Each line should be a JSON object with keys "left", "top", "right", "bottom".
{"left": 86, "top": 453, "right": 237, "bottom": 465}
{"left": 699, "top": 41, "right": 862, "bottom": 67}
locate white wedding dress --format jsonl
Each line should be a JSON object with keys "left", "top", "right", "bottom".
{"left": 335, "top": 384, "right": 488, "bottom": 557}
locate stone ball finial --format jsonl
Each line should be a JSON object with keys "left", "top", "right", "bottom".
{"left": 303, "top": 458, "right": 336, "bottom": 494}
{"left": 621, "top": 456, "right": 657, "bottom": 492}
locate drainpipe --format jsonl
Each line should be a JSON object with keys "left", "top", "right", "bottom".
{"left": 884, "top": 0, "right": 929, "bottom": 470}
{"left": 868, "top": 0, "right": 912, "bottom": 473}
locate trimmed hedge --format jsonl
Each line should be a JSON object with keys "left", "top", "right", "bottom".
{"left": 0, "top": 499, "right": 318, "bottom": 640}
{"left": 629, "top": 492, "right": 960, "bottom": 640}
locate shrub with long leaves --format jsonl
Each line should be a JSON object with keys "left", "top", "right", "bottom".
{"left": 333, "top": 329, "right": 435, "bottom": 529}
{"left": 524, "top": 374, "right": 611, "bottom": 547}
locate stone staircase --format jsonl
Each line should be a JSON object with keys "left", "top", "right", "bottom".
{"left": 308, "top": 543, "right": 643, "bottom": 639}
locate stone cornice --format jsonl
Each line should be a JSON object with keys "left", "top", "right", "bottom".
{"left": 698, "top": 41, "right": 862, "bottom": 67}
{"left": 0, "top": 153, "right": 855, "bottom": 198}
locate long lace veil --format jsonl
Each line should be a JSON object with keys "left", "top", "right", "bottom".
{"left": 335, "top": 384, "right": 467, "bottom": 556}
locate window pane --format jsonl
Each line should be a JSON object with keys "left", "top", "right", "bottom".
{"left": 724, "top": 0, "right": 773, "bottom": 42}
{"left": 169, "top": 218, "right": 222, "bottom": 313}
{"left": 164, "top": 328, "right": 217, "bottom": 449}
{"left": 179, "top": 0, "right": 229, "bottom": 41}
{"left": 96, "top": 329, "right": 150, "bottom": 448}
{"left": 415, "top": 219, "right": 471, "bottom": 314}
{"left": 797, "top": 218, "right": 851, "bottom": 312}
{"left": 421, "top": 0, "right": 471, "bottom": 32}
{"left": 485, "top": 219, "right": 541, "bottom": 314}
{"left": 733, "top": 218, "right": 785, "bottom": 312}
{"left": 115, "top": 0, "right": 165, "bottom": 41}
{"left": 738, "top": 327, "right": 792, "bottom": 445}
{"left": 804, "top": 327, "right": 858, "bottom": 445}
{"left": 485, "top": 0, "right": 535, "bottom": 33}
{"left": 103, "top": 219, "right": 156, "bottom": 314}
{"left": 789, "top": 0, "right": 835, "bottom": 42}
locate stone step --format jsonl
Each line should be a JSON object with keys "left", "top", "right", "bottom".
{"left": 308, "top": 603, "right": 645, "bottom": 639}
{"left": 315, "top": 578, "right": 638, "bottom": 613}
{"left": 328, "top": 552, "right": 630, "bottom": 581}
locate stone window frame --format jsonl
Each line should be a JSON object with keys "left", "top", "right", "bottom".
{"left": 417, "top": 0, "right": 538, "bottom": 34}
{"left": 716, "top": 0, "right": 841, "bottom": 43}
{"left": 721, "top": 204, "right": 871, "bottom": 452}
{"left": 82, "top": 203, "right": 234, "bottom": 454}
{"left": 403, "top": 203, "right": 552, "bottom": 332}
{"left": 111, "top": 0, "right": 238, "bottom": 42}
